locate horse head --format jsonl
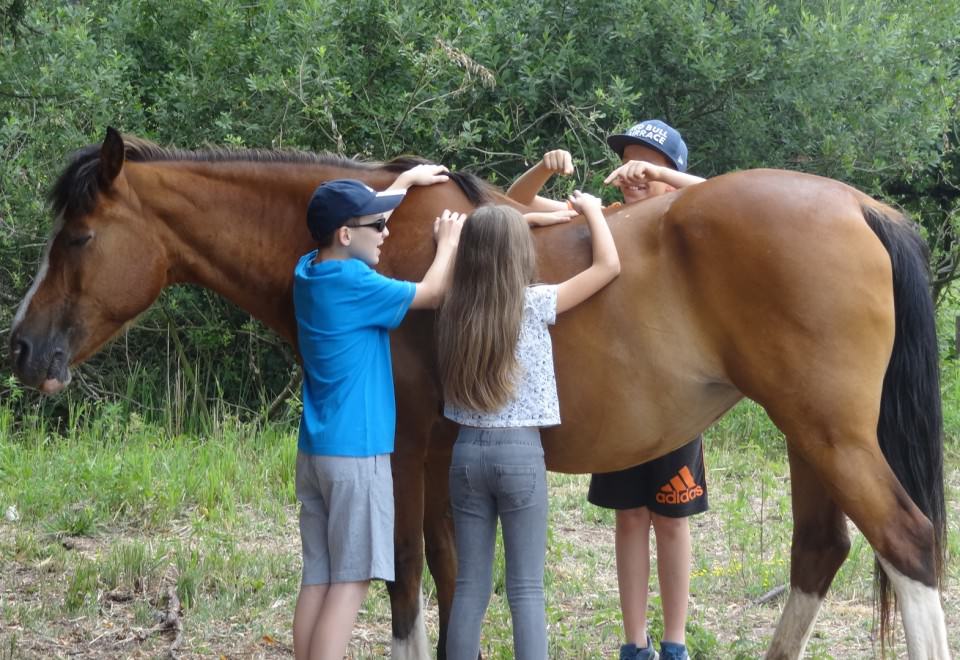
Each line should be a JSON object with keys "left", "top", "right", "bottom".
{"left": 10, "top": 128, "right": 169, "bottom": 393}
{"left": 9, "top": 130, "right": 505, "bottom": 395}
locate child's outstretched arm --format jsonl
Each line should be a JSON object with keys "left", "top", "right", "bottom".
{"left": 410, "top": 209, "right": 466, "bottom": 310}
{"left": 507, "top": 149, "right": 578, "bottom": 227}
{"left": 555, "top": 191, "right": 621, "bottom": 314}
{"left": 604, "top": 160, "right": 705, "bottom": 191}
{"left": 389, "top": 163, "right": 450, "bottom": 192}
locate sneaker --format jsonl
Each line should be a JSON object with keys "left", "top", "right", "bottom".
{"left": 635, "top": 642, "right": 660, "bottom": 660}
{"left": 619, "top": 643, "right": 638, "bottom": 660}
{"left": 659, "top": 641, "right": 688, "bottom": 660}
{"left": 620, "top": 636, "right": 659, "bottom": 660}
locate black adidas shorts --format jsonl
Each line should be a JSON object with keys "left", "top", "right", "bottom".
{"left": 587, "top": 436, "right": 708, "bottom": 518}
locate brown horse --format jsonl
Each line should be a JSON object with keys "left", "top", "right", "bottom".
{"left": 10, "top": 129, "right": 949, "bottom": 659}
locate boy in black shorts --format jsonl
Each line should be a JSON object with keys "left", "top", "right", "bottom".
{"left": 507, "top": 120, "right": 707, "bottom": 660}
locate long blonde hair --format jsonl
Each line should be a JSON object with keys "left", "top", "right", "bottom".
{"left": 437, "top": 205, "right": 537, "bottom": 412}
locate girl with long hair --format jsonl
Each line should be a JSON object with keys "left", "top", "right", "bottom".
{"left": 437, "top": 195, "right": 620, "bottom": 659}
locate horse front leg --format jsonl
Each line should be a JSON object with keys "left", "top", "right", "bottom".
{"left": 389, "top": 441, "right": 430, "bottom": 660}
{"left": 765, "top": 447, "right": 850, "bottom": 660}
{"left": 422, "top": 422, "right": 460, "bottom": 659}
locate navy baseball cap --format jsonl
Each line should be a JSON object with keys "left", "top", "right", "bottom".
{"left": 306, "top": 179, "right": 406, "bottom": 240}
{"left": 606, "top": 120, "right": 688, "bottom": 172}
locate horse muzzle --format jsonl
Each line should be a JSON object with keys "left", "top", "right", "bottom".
{"left": 9, "top": 329, "right": 73, "bottom": 394}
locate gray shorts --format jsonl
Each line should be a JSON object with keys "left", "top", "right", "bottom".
{"left": 295, "top": 451, "right": 395, "bottom": 584}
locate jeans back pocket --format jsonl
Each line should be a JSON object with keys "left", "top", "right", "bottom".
{"left": 449, "top": 465, "right": 474, "bottom": 513}
{"left": 494, "top": 464, "right": 538, "bottom": 511}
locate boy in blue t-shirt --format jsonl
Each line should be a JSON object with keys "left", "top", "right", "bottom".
{"left": 292, "top": 165, "right": 465, "bottom": 660}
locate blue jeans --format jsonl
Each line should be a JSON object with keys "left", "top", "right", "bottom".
{"left": 445, "top": 426, "right": 548, "bottom": 660}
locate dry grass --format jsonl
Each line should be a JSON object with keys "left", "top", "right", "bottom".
{"left": 2, "top": 449, "right": 956, "bottom": 659}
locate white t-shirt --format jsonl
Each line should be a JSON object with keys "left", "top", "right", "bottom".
{"left": 444, "top": 285, "right": 560, "bottom": 428}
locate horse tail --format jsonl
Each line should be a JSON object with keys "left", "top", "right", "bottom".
{"left": 383, "top": 156, "right": 495, "bottom": 207}
{"left": 861, "top": 202, "right": 945, "bottom": 643}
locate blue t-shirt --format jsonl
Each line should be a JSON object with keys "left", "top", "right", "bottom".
{"left": 293, "top": 252, "right": 416, "bottom": 456}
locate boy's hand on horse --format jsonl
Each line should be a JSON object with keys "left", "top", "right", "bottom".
{"left": 604, "top": 160, "right": 664, "bottom": 187}
{"left": 392, "top": 163, "right": 450, "bottom": 191}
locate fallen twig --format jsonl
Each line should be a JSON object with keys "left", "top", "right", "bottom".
{"left": 106, "top": 589, "right": 134, "bottom": 602}
{"left": 754, "top": 584, "right": 788, "bottom": 605}
{"left": 162, "top": 585, "right": 184, "bottom": 659}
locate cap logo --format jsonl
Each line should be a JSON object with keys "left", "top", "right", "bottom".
{"left": 627, "top": 123, "right": 669, "bottom": 146}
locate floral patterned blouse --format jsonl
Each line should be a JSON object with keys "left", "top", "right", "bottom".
{"left": 444, "top": 285, "right": 560, "bottom": 428}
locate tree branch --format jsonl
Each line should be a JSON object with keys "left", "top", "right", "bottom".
{"left": 267, "top": 366, "right": 301, "bottom": 420}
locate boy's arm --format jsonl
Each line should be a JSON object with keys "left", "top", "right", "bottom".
{"left": 410, "top": 210, "right": 466, "bottom": 310}
{"left": 604, "top": 160, "right": 706, "bottom": 190}
{"left": 508, "top": 150, "right": 578, "bottom": 221}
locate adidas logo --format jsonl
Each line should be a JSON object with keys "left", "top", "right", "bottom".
{"left": 655, "top": 465, "right": 704, "bottom": 505}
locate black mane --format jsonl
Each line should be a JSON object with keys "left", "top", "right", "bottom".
{"left": 48, "top": 135, "right": 494, "bottom": 220}
{"left": 383, "top": 155, "right": 495, "bottom": 207}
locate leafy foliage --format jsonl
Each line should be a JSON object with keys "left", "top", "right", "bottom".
{"left": 1, "top": 0, "right": 958, "bottom": 413}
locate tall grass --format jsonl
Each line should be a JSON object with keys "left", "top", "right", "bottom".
{"left": 0, "top": 296, "right": 956, "bottom": 657}
{"left": 0, "top": 387, "right": 296, "bottom": 535}
{"left": 0, "top": 383, "right": 302, "bottom": 657}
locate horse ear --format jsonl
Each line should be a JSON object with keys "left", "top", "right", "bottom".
{"left": 98, "top": 127, "right": 125, "bottom": 189}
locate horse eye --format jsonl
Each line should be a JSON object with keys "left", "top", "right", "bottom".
{"left": 66, "top": 234, "right": 93, "bottom": 248}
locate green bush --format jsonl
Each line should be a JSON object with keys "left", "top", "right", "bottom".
{"left": 2, "top": 0, "right": 958, "bottom": 419}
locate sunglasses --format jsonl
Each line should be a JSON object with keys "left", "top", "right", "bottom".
{"left": 349, "top": 216, "right": 388, "bottom": 233}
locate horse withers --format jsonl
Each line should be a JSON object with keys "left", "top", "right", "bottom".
{"left": 9, "top": 129, "right": 949, "bottom": 659}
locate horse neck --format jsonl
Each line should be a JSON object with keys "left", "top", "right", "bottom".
{"left": 124, "top": 160, "right": 396, "bottom": 344}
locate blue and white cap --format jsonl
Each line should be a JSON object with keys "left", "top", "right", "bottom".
{"left": 606, "top": 119, "right": 688, "bottom": 172}
{"left": 306, "top": 179, "right": 405, "bottom": 240}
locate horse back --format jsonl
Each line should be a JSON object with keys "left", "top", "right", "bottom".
{"left": 663, "top": 169, "right": 895, "bottom": 400}
{"left": 540, "top": 169, "right": 896, "bottom": 472}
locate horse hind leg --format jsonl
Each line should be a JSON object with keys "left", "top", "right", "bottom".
{"left": 775, "top": 424, "right": 948, "bottom": 659}
{"left": 765, "top": 447, "right": 850, "bottom": 660}
{"left": 877, "top": 555, "right": 951, "bottom": 659}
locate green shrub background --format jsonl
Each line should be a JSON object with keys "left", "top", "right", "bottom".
{"left": 1, "top": 0, "right": 957, "bottom": 423}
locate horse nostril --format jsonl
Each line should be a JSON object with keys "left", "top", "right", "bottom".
{"left": 12, "top": 338, "right": 32, "bottom": 368}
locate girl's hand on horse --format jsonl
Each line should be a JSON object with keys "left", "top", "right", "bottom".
{"left": 524, "top": 209, "right": 578, "bottom": 227}
{"left": 541, "top": 149, "right": 574, "bottom": 176}
{"left": 567, "top": 190, "right": 602, "bottom": 216}
{"left": 393, "top": 164, "right": 450, "bottom": 190}
{"left": 433, "top": 209, "right": 467, "bottom": 247}
{"left": 603, "top": 160, "right": 663, "bottom": 187}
